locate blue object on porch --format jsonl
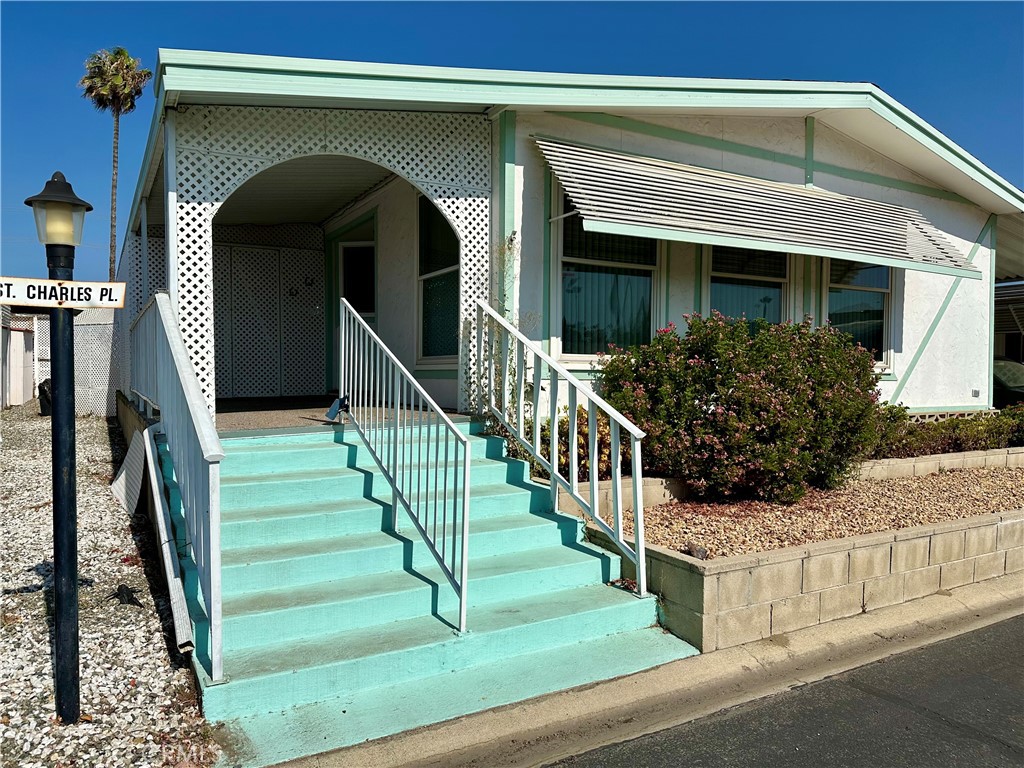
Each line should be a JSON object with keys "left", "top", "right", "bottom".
{"left": 324, "top": 396, "right": 346, "bottom": 421}
{"left": 159, "top": 422, "right": 697, "bottom": 767}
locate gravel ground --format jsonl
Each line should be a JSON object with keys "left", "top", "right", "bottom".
{"left": 639, "top": 467, "right": 1024, "bottom": 560}
{"left": 1, "top": 403, "right": 218, "bottom": 768}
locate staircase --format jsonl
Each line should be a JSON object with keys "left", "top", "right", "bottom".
{"left": 166, "top": 421, "right": 697, "bottom": 767}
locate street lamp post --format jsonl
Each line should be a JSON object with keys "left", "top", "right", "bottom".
{"left": 24, "top": 172, "right": 92, "bottom": 724}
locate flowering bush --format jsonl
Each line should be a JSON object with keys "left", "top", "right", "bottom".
{"left": 596, "top": 313, "right": 881, "bottom": 502}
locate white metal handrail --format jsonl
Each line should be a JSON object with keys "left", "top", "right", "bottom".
{"left": 476, "top": 300, "right": 648, "bottom": 596}
{"left": 130, "top": 292, "right": 225, "bottom": 680}
{"left": 338, "top": 298, "right": 471, "bottom": 632}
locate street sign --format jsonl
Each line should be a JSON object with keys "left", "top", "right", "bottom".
{"left": 0, "top": 276, "right": 125, "bottom": 309}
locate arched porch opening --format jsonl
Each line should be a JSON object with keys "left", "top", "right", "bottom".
{"left": 210, "top": 154, "right": 463, "bottom": 429}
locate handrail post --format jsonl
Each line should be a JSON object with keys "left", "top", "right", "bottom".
{"left": 631, "top": 437, "right": 647, "bottom": 596}
{"left": 548, "top": 367, "right": 558, "bottom": 512}
{"left": 476, "top": 299, "right": 647, "bottom": 599}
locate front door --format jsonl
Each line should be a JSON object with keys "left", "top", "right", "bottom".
{"left": 331, "top": 242, "right": 376, "bottom": 390}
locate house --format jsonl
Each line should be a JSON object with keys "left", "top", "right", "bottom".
{"left": 114, "top": 49, "right": 1024, "bottom": 766}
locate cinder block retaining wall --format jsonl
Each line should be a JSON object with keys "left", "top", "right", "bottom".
{"left": 858, "top": 447, "right": 1024, "bottom": 479}
{"left": 592, "top": 509, "right": 1024, "bottom": 652}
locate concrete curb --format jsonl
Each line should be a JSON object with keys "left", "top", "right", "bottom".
{"left": 285, "top": 573, "right": 1023, "bottom": 768}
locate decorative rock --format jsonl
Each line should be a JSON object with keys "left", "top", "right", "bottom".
{"left": 0, "top": 404, "right": 219, "bottom": 767}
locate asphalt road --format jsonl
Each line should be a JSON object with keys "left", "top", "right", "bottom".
{"left": 551, "top": 615, "right": 1024, "bottom": 768}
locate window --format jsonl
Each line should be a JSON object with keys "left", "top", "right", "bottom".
{"left": 418, "top": 196, "right": 459, "bottom": 359}
{"left": 709, "top": 246, "right": 789, "bottom": 323}
{"left": 559, "top": 195, "right": 658, "bottom": 355}
{"left": 827, "top": 260, "right": 891, "bottom": 363}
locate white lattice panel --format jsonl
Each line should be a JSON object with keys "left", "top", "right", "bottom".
{"left": 279, "top": 248, "right": 325, "bottom": 395}
{"left": 32, "top": 312, "right": 115, "bottom": 416}
{"left": 230, "top": 247, "right": 280, "bottom": 398}
{"left": 212, "top": 245, "right": 234, "bottom": 398}
{"left": 171, "top": 105, "right": 492, "bottom": 412}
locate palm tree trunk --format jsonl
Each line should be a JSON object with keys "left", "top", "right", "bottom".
{"left": 109, "top": 111, "right": 119, "bottom": 281}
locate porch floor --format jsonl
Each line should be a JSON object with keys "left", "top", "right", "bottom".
{"left": 215, "top": 396, "right": 471, "bottom": 433}
{"left": 216, "top": 396, "right": 338, "bottom": 432}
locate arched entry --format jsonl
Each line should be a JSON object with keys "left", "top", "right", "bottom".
{"left": 166, "top": 105, "right": 491, "bottom": 414}
{"left": 208, "top": 153, "right": 465, "bottom": 410}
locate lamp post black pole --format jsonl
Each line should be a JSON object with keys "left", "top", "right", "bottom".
{"left": 47, "top": 242, "right": 79, "bottom": 724}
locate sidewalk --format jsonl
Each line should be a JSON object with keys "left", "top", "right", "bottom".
{"left": 283, "top": 572, "right": 1023, "bottom": 768}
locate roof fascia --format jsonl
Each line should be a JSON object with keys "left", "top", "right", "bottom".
{"left": 125, "top": 80, "right": 166, "bottom": 239}
{"left": 863, "top": 86, "right": 1024, "bottom": 213}
{"left": 148, "top": 50, "right": 1024, "bottom": 217}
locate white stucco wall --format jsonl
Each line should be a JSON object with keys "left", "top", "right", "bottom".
{"left": 509, "top": 111, "right": 995, "bottom": 411}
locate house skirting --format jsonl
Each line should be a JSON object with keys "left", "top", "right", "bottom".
{"left": 590, "top": 509, "right": 1024, "bottom": 652}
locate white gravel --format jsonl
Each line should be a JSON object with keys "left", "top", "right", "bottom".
{"left": 1, "top": 403, "right": 217, "bottom": 767}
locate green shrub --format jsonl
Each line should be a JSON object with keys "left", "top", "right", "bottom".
{"left": 870, "top": 406, "right": 1022, "bottom": 459}
{"left": 596, "top": 313, "right": 881, "bottom": 502}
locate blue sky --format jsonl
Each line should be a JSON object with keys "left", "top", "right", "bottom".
{"left": 2, "top": 1, "right": 1022, "bottom": 282}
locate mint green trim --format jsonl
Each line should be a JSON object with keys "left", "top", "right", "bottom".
{"left": 556, "top": 111, "right": 802, "bottom": 169}
{"left": 566, "top": 369, "right": 600, "bottom": 381}
{"left": 811, "top": 161, "right": 969, "bottom": 204}
{"left": 324, "top": 209, "right": 378, "bottom": 389}
{"left": 413, "top": 369, "right": 458, "bottom": 380}
{"left": 581, "top": 219, "right": 983, "bottom": 281}
{"left": 989, "top": 221, "right": 997, "bottom": 409}
{"left": 693, "top": 247, "right": 703, "bottom": 315}
{"left": 878, "top": 373, "right": 898, "bottom": 382}
{"left": 802, "top": 257, "right": 813, "bottom": 317}
{"left": 498, "top": 111, "right": 517, "bottom": 311}
{"left": 663, "top": 246, "right": 671, "bottom": 327}
{"left": 804, "top": 116, "right": 815, "bottom": 186}
{"left": 890, "top": 215, "right": 996, "bottom": 403}
{"left": 554, "top": 112, "right": 973, "bottom": 205}
{"left": 542, "top": 171, "right": 553, "bottom": 354}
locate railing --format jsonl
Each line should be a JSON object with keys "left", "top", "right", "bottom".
{"left": 476, "top": 301, "right": 648, "bottom": 596}
{"left": 130, "top": 292, "right": 225, "bottom": 681}
{"left": 337, "top": 299, "right": 471, "bottom": 632}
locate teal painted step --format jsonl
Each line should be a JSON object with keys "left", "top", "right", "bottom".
{"left": 217, "top": 534, "right": 613, "bottom": 651}
{"left": 220, "top": 432, "right": 506, "bottom": 477}
{"left": 218, "top": 625, "right": 697, "bottom": 768}
{"left": 187, "top": 540, "right": 619, "bottom": 658}
{"left": 159, "top": 418, "right": 699, "bottom": 766}
{"left": 219, "top": 455, "right": 528, "bottom": 510}
{"left": 219, "top": 479, "right": 551, "bottom": 548}
{"left": 219, "top": 508, "right": 585, "bottom": 595}
{"left": 202, "top": 583, "right": 661, "bottom": 721}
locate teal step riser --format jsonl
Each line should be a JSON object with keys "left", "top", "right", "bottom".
{"left": 204, "top": 600, "right": 655, "bottom": 719}
{"left": 221, "top": 435, "right": 506, "bottom": 477}
{"left": 220, "top": 516, "right": 586, "bottom": 596}
{"left": 221, "top": 460, "right": 527, "bottom": 510}
{"left": 213, "top": 552, "right": 619, "bottom": 652}
{"left": 220, "top": 504, "right": 389, "bottom": 547}
{"left": 220, "top": 484, "right": 554, "bottom": 548}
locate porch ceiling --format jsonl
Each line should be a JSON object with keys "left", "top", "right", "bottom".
{"left": 214, "top": 155, "right": 394, "bottom": 226}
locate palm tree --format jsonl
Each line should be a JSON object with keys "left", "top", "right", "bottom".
{"left": 79, "top": 48, "right": 152, "bottom": 281}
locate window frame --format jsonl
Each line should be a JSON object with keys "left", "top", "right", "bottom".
{"left": 550, "top": 184, "right": 665, "bottom": 363}
{"left": 416, "top": 194, "right": 461, "bottom": 367}
{"left": 704, "top": 244, "right": 795, "bottom": 322}
{"left": 822, "top": 258, "right": 893, "bottom": 370}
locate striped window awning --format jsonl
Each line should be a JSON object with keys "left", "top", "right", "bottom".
{"left": 535, "top": 136, "right": 981, "bottom": 280}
